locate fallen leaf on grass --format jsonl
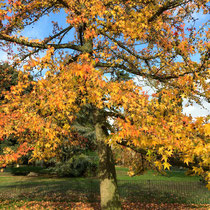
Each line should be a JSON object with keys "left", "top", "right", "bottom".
{"left": 1, "top": 200, "right": 210, "bottom": 210}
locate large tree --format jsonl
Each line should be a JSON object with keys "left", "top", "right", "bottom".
{"left": 0, "top": 0, "right": 209, "bottom": 209}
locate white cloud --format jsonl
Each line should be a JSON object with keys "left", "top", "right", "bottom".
{"left": 183, "top": 100, "right": 210, "bottom": 118}
{"left": 134, "top": 76, "right": 209, "bottom": 118}
{"left": 0, "top": 51, "right": 8, "bottom": 62}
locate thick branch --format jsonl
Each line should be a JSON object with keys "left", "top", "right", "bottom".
{"left": 56, "top": 0, "right": 69, "bottom": 8}
{"left": 64, "top": 54, "right": 80, "bottom": 66}
{"left": 0, "top": 33, "right": 83, "bottom": 51}
{"left": 105, "top": 110, "right": 125, "bottom": 120}
{"left": 96, "top": 61, "right": 207, "bottom": 83}
{"left": 148, "top": 0, "right": 189, "bottom": 22}
{"left": 117, "top": 140, "right": 147, "bottom": 155}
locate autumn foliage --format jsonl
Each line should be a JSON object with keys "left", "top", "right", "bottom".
{"left": 0, "top": 0, "right": 209, "bottom": 208}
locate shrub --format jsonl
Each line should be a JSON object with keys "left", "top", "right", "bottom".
{"left": 10, "top": 166, "right": 45, "bottom": 176}
{"left": 51, "top": 154, "right": 98, "bottom": 177}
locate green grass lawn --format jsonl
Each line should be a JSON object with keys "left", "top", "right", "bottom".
{"left": 115, "top": 167, "right": 209, "bottom": 204}
{"left": 0, "top": 166, "right": 209, "bottom": 209}
{"left": 116, "top": 166, "right": 200, "bottom": 181}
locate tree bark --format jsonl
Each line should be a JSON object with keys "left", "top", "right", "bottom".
{"left": 94, "top": 110, "right": 121, "bottom": 210}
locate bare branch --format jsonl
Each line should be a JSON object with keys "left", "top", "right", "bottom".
{"left": 100, "top": 31, "right": 158, "bottom": 61}
{"left": 96, "top": 60, "right": 208, "bottom": 83}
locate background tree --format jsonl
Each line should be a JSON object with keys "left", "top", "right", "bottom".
{"left": 0, "top": 0, "right": 209, "bottom": 209}
{"left": 0, "top": 62, "right": 35, "bottom": 165}
{"left": 0, "top": 63, "right": 19, "bottom": 162}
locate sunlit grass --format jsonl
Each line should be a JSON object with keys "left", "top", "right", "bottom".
{"left": 116, "top": 166, "right": 200, "bottom": 181}
{"left": 0, "top": 166, "right": 209, "bottom": 209}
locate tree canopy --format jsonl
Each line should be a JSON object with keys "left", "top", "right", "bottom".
{"left": 0, "top": 0, "right": 209, "bottom": 209}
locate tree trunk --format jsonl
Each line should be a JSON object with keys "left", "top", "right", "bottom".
{"left": 94, "top": 111, "right": 121, "bottom": 210}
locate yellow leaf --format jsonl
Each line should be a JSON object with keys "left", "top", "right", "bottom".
{"left": 162, "top": 155, "right": 168, "bottom": 162}
{"left": 184, "top": 158, "right": 190, "bottom": 166}
{"left": 163, "top": 162, "right": 171, "bottom": 170}
{"left": 154, "top": 161, "right": 162, "bottom": 170}
{"left": 204, "top": 124, "right": 210, "bottom": 136}
{"left": 45, "top": 143, "right": 51, "bottom": 148}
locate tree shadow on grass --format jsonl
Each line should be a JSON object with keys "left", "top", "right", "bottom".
{"left": 0, "top": 177, "right": 100, "bottom": 208}
{"left": 118, "top": 180, "right": 210, "bottom": 204}
{"left": 1, "top": 177, "right": 209, "bottom": 207}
